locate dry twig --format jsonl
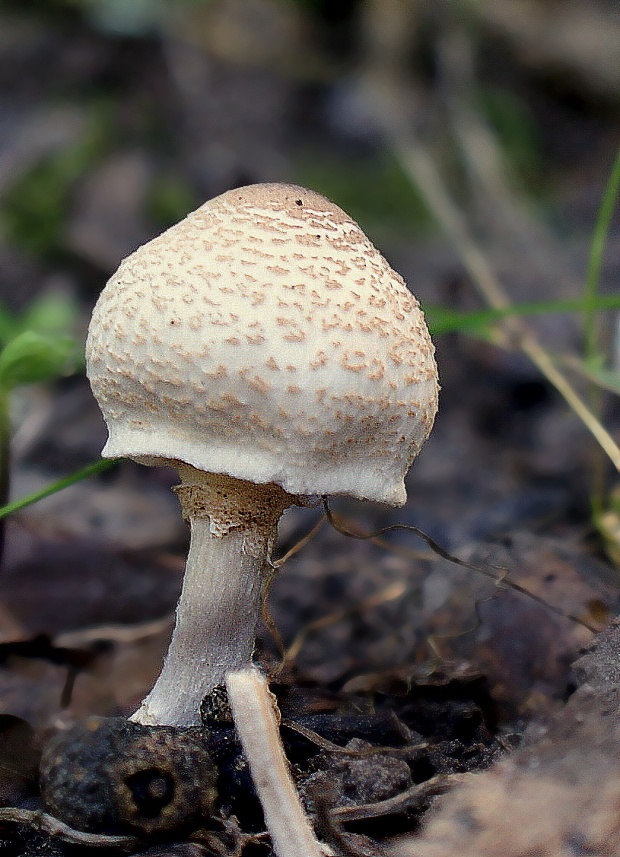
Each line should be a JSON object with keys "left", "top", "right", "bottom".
{"left": 0, "top": 807, "right": 137, "bottom": 850}
{"left": 226, "top": 668, "right": 326, "bottom": 857}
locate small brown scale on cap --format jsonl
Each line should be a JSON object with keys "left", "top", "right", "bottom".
{"left": 86, "top": 183, "right": 438, "bottom": 505}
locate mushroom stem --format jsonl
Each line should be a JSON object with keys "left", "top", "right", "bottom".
{"left": 131, "top": 519, "right": 267, "bottom": 726}
{"left": 130, "top": 468, "right": 294, "bottom": 727}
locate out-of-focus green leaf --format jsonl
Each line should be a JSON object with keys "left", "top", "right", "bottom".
{"left": 147, "top": 175, "right": 197, "bottom": 230}
{"left": 68, "top": 0, "right": 212, "bottom": 35}
{"left": 0, "top": 332, "right": 78, "bottom": 389}
{"left": 19, "top": 292, "right": 80, "bottom": 339}
{"left": 0, "top": 307, "right": 19, "bottom": 347}
{"left": 479, "top": 86, "right": 543, "bottom": 192}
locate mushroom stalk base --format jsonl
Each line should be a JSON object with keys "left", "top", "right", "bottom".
{"left": 130, "top": 469, "right": 294, "bottom": 727}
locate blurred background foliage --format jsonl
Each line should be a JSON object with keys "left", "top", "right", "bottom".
{"left": 1, "top": 0, "right": 617, "bottom": 273}
{"left": 1, "top": 0, "right": 617, "bottom": 264}
{"left": 0, "top": 0, "right": 619, "bottom": 528}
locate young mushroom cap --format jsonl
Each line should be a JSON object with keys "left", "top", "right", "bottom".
{"left": 86, "top": 182, "right": 438, "bottom": 506}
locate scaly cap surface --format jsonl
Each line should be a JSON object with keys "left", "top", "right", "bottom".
{"left": 86, "top": 183, "right": 438, "bottom": 505}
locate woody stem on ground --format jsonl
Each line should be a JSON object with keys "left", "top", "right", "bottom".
{"left": 226, "top": 668, "right": 324, "bottom": 857}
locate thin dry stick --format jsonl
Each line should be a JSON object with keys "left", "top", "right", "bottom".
{"left": 260, "top": 514, "right": 327, "bottom": 664}
{"left": 282, "top": 718, "right": 427, "bottom": 759}
{"left": 262, "top": 513, "right": 430, "bottom": 670}
{"left": 0, "top": 807, "right": 136, "bottom": 849}
{"left": 53, "top": 615, "right": 173, "bottom": 648}
{"left": 281, "top": 581, "right": 407, "bottom": 669}
{"left": 226, "top": 668, "right": 325, "bottom": 857}
{"left": 330, "top": 773, "right": 470, "bottom": 823}
{"left": 395, "top": 137, "right": 620, "bottom": 472}
{"left": 364, "top": 76, "right": 620, "bottom": 471}
{"left": 323, "top": 500, "right": 599, "bottom": 633}
{"left": 272, "top": 515, "right": 326, "bottom": 569}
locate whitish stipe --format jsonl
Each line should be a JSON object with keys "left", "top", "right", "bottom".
{"left": 130, "top": 470, "right": 294, "bottom": 726}
{"left": 130, "top": 518, "right": 268, "bottom": 726}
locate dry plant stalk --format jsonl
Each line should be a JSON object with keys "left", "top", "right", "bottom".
{"left": 225, "top": 668, "right": 325, "bottom": 857}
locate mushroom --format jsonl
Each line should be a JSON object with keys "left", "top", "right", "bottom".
{"left": 86, "top": 182, "right": 438, "bottom": 727}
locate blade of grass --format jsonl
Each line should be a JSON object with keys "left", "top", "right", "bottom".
{"left": 425, "top": 294, "right": 620, "bottom": 336}
{"left": 581, "top": 145, "right": 620, "bottom": 518}
{"left": 583, "top": 145, "right": 620, "bottom": 363}
{"left": 0, "top": 458, "right": 117, "bottom": 520}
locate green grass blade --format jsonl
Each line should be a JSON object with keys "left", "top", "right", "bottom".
{"left": 583, "top": 145, "right": 620, "bottom": 361}
{"left": 424, "top": 294, "right": 620, "bottom": 336}
{"left": 0, "top": 458, "right": 117, "bottom": 520}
